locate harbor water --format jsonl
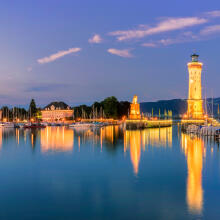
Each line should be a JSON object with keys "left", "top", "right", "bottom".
{"left": 0, "top": 125, "right": 219, "bottom": 219}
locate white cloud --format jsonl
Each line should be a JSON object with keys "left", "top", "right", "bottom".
{"left": 142, "top": 42, "right": 157, "bottom": 47}
{"left": 37, "top": 47, "right": 81, "bottom": 64}
{"left": 159, "top": 38, "right": 177, "bottom": 46}
{"left": 205, "top": 10, "right": 220, "bottom": 18}
{"left": 109, "top": 17, "right": 207, "bottom": 41}
{"left": 88, "top": 34, "right": 102, "bottom": 43}
{"left": 200, "top": 25, "right": 220, "bottom": 35}
{"left": 142, "top": 32, "right": 198, "bottom": 47}
{"left": 107, "top": 48, "right": 133, "bottom": 58}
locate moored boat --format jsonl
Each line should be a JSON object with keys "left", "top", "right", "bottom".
{"left": 69, "top": 122, "right": 105, "bottom": 128}
{"left": 2, "top": 122, "right": 15, "bottom": 128}
{"left": 69, "top": 122, "right": 93, "bottom": 128}
{"left": 24, "top": 123, "right": 46, "bottom": 129}
{"left": 186, "top": 124, "right": 199, "bottom": 134}
{"left": 215, "top": 129, "right": 220, "bottom": 139}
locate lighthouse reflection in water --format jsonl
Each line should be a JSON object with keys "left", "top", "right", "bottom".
{"left": 182, "top": 134, "right": 204, "bottom": 215}
{"left": 0, "top": 125, "right": 219, "bottom": 219}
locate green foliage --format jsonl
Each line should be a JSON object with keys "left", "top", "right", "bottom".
{"left": 73, "top": 105, "right": 92, "bottom": 119}
{"left": 73, "top": 96, "right": 130, "bottom": 119}
{"left": 29, "top": 99, "right": 37, "bottom": 118}
{"left": 36, "top": 108, "right": 42, "bottom": 119}
{"left": 118, "top": 101, "right": 130, "bottom": 118}
{"left": 101, "top": 96, "right": 118, "bottom": 119}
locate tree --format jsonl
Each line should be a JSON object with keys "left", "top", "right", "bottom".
{"left": 101, "top": 96, "right": 119, "bottom": 119}
{"left": 118, "top": 101, "right": 130, "bottom": 118}
{"left": 29, "top": 99, "right": 37, "bottom": 118}
{"left": 36, "top": 108, "right": 42, "bottom": 120}
{"left": 73, "top": 105, "right": 92, "bottom": 119}
{"left": 72, "top": 96, "right": 130, "bottom": 120}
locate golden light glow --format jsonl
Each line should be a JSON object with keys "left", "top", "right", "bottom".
{"left": 101, "top": 125, "right": 118, "bottom": 144}
{"left": 31, "top": 133, "right": 34, "bottom": 147}
{"left": 78, "top": 136, "right": 80, "bottom": 150}
{"left": 65, "top": 125, "right": 119, "bottom": 149}
{"left": 129, "top": 130, "right": 141, "bottom": 175}
{"left": 124, "top": 127, "right": 172, "bottom": 175}
{"left": 181, "top": 134, "right": 204, "bottom": 214}
{"left": 122, "top": 115, "right": 126, "bottom": 121}
{"left": 129, "top": 95, "right": 141, "bottom": 119}
{"left": 187, "top": 57, "right": 204, "bottom": 119}
{"left": 41, "top": 127, "right": 74, "bottom": 153}
{"left": 0, "top": 128, "right": 2, "bottom": 149}
{"left": 16, "top": 129, "right": 19, "bottom": 145}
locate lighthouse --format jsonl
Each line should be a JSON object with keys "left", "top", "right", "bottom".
{"left": 187, "top": 54, "right": 203, "bottom": 118}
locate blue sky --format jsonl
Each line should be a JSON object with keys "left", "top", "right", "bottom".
{"left": 1, "top": 0, "right": 220, "bottom": 107}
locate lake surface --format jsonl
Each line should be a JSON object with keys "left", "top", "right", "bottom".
{"left": 0, "top": 125, "right": 220, "bottom": 219}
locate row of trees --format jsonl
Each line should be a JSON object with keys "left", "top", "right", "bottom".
{"left": 73, "top": 96, "right": 130, "bottom": 120}
{"left": 1, "top": 99, "right": 40, "bottom": 121}
{"left": 1, "top": 97, "right": 130, "bottom": 121}
{"left": 1, "top": 97, "right": 176, "bottom": 122}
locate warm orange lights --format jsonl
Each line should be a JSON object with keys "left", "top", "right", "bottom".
{"left": 129, "top": 95, "right": 141, "bottom": 119}
{"left": 187, "top": 54, "right": 204, "bottom": 119}
{"left": 181, "top": 134, "right": 204, "bottom": 214}
{"left": 122, "top": 115, "right": 126, "bottom": 121}
{"left": 41, "top": 127, "right": 74, "bottom": 153}
{"left": 124, "top": 127, "right": 173, "bottom": 175}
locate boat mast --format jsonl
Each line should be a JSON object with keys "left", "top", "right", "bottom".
{"left": 212, "top": 94, "right": 214, "bottom": 119}
{"left": 205, "top": 92, "right": 208, "bottom": 125}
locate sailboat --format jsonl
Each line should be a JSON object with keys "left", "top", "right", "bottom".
{"left": 3, "top": 122, "right": 15, "bottom": 128}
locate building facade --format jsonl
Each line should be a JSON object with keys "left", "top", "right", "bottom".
{"left": 187, "top": 54, "right": 204, "bottom": 119}
{"left": 41, "top": 102, "right": 73, "bottom": 122}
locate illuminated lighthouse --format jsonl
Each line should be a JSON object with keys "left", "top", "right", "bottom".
{"left": 187, "top": 54, "right": 203, "bottom": 118}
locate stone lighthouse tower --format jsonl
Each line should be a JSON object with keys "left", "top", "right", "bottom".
{"left": 187, "top": 53, "right": 203, "bottom": 118}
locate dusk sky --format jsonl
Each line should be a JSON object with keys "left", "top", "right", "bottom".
{"left": 1, "top": 0, "right": 220, "bottom": 107}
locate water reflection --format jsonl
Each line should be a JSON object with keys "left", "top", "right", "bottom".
{"left": 41, "top": 127, "right": 74, "bottom": 153}
{"left": 72, "top": 126, "right": 172, "bottom": 175}
{"left": 0, "top": 128, "right": 2, "bottom": 149}
{"left": 73, "top": 126, "right": 123, "bottom": 150}
{"left": 124, "top": 127, "right": 173, "bottom": 175}
{"left": 0, "top": 125, "right": 219, "bottom": 219}
{"left": 181, "top": 134, "right": 204, "bottom": 215}
{"left": 0, "top": 126, "right": 218, "bottom": 218}
{"left": 124, "top": 130, "right": 141, "bottom": 175}
{"left": 142, "top": 127, "right": 172, "bottom": 148}
{"left": 30, "top": 129, "right": 39, "bottom": 149}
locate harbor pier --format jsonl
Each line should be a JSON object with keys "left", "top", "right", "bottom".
{"left": 126, "top": 119, "right": 173, "bottom": 130}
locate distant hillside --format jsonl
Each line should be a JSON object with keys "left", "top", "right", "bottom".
{"left": 140, "top": 99, "right": 187, "bottom": 116}
{"left": 140, "top": 98, "right": 220, "bottom": 117}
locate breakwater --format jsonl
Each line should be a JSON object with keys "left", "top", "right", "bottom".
{"left": 126, "top": 119, "right": 172, "bottom": 129}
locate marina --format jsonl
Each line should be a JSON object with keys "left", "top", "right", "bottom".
{"left": 0, "top": 125, "right": 219, "bottom": 219}
{"left": 1, "top": 1, "right": 220, "bottom": 218}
